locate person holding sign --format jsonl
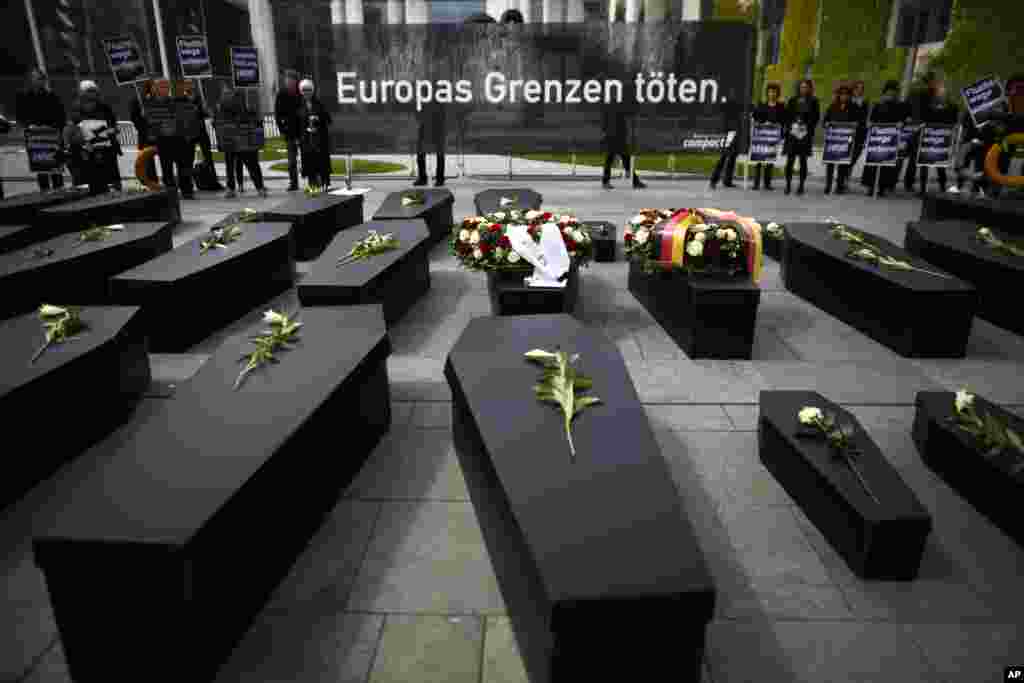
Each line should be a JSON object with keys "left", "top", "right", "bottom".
{"left": 860, "top": 81, "right": 909, "bottom": 197}
{"left": 823, "top": 84, "right": 858, "bottom": 195}
{"left": 217, "top": 87, "right": 267, "bottom": 199}
{"left": 751, "top": 82, "right": 786, "bottom": 191}
{"left": 69, "top": 81, "right": 122, "bottom": 194}
{"left": 783, "top": 79, "right": 820, "bottom": 196}
{"left": 298, "top": 79, "right": 332, "bottom": 189}
{"left": 16, "top": 69, "right": 66, "bottom": 191}
{"left": 850, "top": 80, "right": 870, "bottom": 166}
{"left": 916, "top": 85, "right": 959, "bottom": 196}
{"left": 906, "top": 74, "right": 957, "bottom": 196}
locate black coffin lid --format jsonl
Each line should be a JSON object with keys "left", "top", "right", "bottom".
{"left": 301, "top": 220, "right": 430, "bottom": 291}
{"left": 0, "top": 306, "right": 144, "bottom": 396}
{"left": 922, "top": 192, "right": 1024, "bottom": 234}
{"left": 263, "top": 192, "right": 363, "bottom": 219}
{"left": 0, "top": 188, "right": 90, "bottom": 225}
{"left": 34, "top": 305, "right": 389, "bottom": 547}
{"left": 372, "top": 189, "right": 454, "bottom": 219}
{"left": 0, "top": 225, "right": 34, "bottom": 254}
{"left": 915, "top": 391, "right": 1024, "bottom": 479}
{"left": 110, "top": 223, "right": 293, "bottom": 284}
{"left": 39, "top": 188, "right": 177, "bottom": 217}
{"left": 759, "top": 391, "right": 930, "bottom": 521}
{"left": 783, "top": 223, "right": 973, "bottom": 293}
{"left": 445, "top": 315, "right": 714, "bottom": 625}
{"left": 473, "top": 189, "right": 543, "bottom": 214}
{"left": 907, "top": 220, "right": 1024, "bottom": 273}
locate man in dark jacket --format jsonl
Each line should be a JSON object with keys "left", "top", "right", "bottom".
{"left": 415, "top": 100, "right": 446, "bottom": 187}
{"left": 16, "top": 69, "right": 67, "bottom": 191}
{"left": 298, "top": 78, "right": 332, "bottom": 189}
{"left": 860, "top": 80, "right": 909, "bottom": 197}
{"left": 710, "top": 98, "right": 745, "bottom": 189}
{"left": 915, "top": 80, "right": 958, "bottom": 196}
{"left": 823, "top": 85, "right": 859, "bottom": 194}
{"left": 275, "top": 70, "right": 302, "bottom": 191}
{"left": 601, "top": 102, "right": 645, "bottom": 189}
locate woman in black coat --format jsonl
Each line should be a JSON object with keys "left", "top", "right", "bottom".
{"left": 297, "top": 79, "right": 332, "bottom": 189}
{"left": 783, "top": 79, "right": 820, "bottom": 195}
{"left": 915, "top": 79, "right": 958, "bottom": 196}
{"left": 823, "top": 85, "right": 858, "bottom": 194}
{"left": 217, "top": 87, "right": 267, "bottom": 198}
{"left": 751, "top": 82, "right": 787, "bottom": 190}
{"left": 16, "top": 68, "right": 67, "bottom": 191}
{"left": 860, "top": 80, "right": 909, "bottom": 197}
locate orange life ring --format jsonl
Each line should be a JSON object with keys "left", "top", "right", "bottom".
{"left": 984, "top": 133, "right": 1024, "bottom": 187}
{"left": 134, "top": 145, "right": 161, "bottom": 191}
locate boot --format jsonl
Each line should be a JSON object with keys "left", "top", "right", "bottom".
{"left": 764, "top": 166, "right": 774, "bottom": 191}
{"left": 752, "top": 166, "right": 761, "bottom": 190}
{"left": 785, "top": 179, "right": 792, "bottom": 195}
{"left": 632, "top": 176, "right": 647, "bottom": 189}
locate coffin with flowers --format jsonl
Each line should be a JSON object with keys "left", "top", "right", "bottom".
{"left": 109, "top": 222, "right": 295, "bottom": 352}
{"left": 760, "top": 391, "right": 932, "bottom": 580}
{"left": 372, "top": 189, "right": 454, "bottom": 246}
{"left": 760, "top": 220, "right": 785, "bottom": 262}
{"left": 624, "top": 208, "right": 763, "bottom": 359}
{"left": 0, "top": 221, "right": 175, "bottom": 321}
{"left": 904, "top": 220, "right": 1024, "bottom": 336}
{"left": 782, "top": 222, "right": 977, "bottom": 358}
{"left": 261, "top": 192, "right": 364, "bottom": 261}
{"left": 39, "top": 188, "right": 181, "bottom": 236}
{"left": 0, "top": 305, "right": 151, "bottom": 508}
{"left": 473, "top": 188, "right": 543, "bottom": 216}
{"left": 33, "top": 305, "right": 391, "bottom": 682}
{"left": 451, "top": 208, "right": 592, "bottom": 316}
{"left": 913, "top": 390, "right": 1024, "bottom": 547}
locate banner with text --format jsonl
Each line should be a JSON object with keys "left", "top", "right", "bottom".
{"left": 176, "top": 35, "right": 212, "bottom": 79}
{"left": 865, "top": 125, "right": 901, "bottom": 166}
{"left": 749, "top": 122, "right": 782, "bottom": 162}
{"left": 103, "top": 35, "right": 148, "bottom": 86}
{"left": 230, "top": 46, "right": 260, "bottom": 89}
{"left": 822, "top": 122, "right": 857, "bottom": 164}
{"left": 25, "top": 126, "right": 62, "bottom": 172}
{"left": 917, "top": 124, "right": 957, "bottom": 167}
{"left": 961, "top": 76, "right": 1006, "bottom": 128}
{"left": 296, "top": 21, "right": 754, "bottom": 154}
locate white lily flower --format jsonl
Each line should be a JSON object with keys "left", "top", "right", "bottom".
{"left": 954, "top": 389, "right": 974, "bottom": 414}
{"left": 798, "top": 406, "right": 823, "bottom": 425}
{"left": 469, "top": 231, "right": 481, "bottom": 245}
{"left": 977, "top": 227, "right": 992, "bottom": 237}
{"left": 559, "top": 215, "right": 573, "bottom": 223}
{"left": 572, "top": 230, "right": 586, "bottom": 243}
{"left": 263, "top": 310, "right": 287, "bottom": 326}
{"left": 492, "top": 211, "right": 506, "bottom": 220}
{"left": 499, "top": 197, "right": 514, "bottom": 207}
{"left": 524, "top": 349, "right": 557, "bottom": 361}
{"left": 635, "top": 230, "right": 649, "bottom": 245}
{"left": 694, "top": 231, "right": 707, "bottom": 243}
{"left": 767, "top": 222, "right": 779, "bottom": 231}
{"left": 459, "top": 229, "right": 470, "bottom": 241}
{"left": 686, "top": 240, "right": 704, "bottom": 257}
{"left": 630, "top": 214, "right": 646, "bottom": 225}
{"left": 507, "top": 250, "right": 521, "bottom": 263}
{"left": 38, "top": 304, "right": 67, "bottom": 317}
{"left": 105, "top": 224, "right": 125, "bottom": 231}
{"left": 473, "top": 248, "right": 483, "bottom": 259}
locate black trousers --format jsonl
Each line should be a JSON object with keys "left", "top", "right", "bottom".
{"left": 224, "top": 151, "right": 263, "bottom": 191}
{"left": 156, "top": 137, "right": 195, "bottom": 195}
{"left": 785, "top": 154, "right": 809, "bottom": 187}
{"left": 711, "top": 141, "right": 738, "bottom": 185}
{"left": 824, "top": 163, "right": 850, "bottom": 190}
{"left": 752, "top": 163, "right": 775, "bottom": 188}
{"left": 918, "top": 165, "right": 948, "bottom": 193}
{"left": 37, "top": 172, "right": 64, "bottom": 191}
{"left": 602, "top": 150, "right": 635, "bottom": 183}
{"left": 903, "top": 133, "right": 920, "bottom": 190}
{"left": 417, "top": 153, "right": 445, "bottom": 183}
{"left": 286, "top": 137, "right": 300, "bottom": 187}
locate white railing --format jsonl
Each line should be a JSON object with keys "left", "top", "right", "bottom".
{"left": 117, "top": 115, "right": 281, "bottom": 150}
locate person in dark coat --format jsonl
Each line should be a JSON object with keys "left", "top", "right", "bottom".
{"left": 415, "top": 100, "right": 447, "bottom": 187}
{"left": 823, "top": 84, "right": 858, "bottom": 194}
{"left": 275, "top": 70, "right": 302, "bottom": 191}
{"left": 131, "top": 81, "right": 160, "bottom": 185}
{"left": 783, "top": 79, "right": 820, "bottom": 195}
{"left": 601, "top": 102, "right": 645, "bottom": 189}
{"left": 751, "top": 82, "right": 786, "bottom": 190}
{"left": 69, "top": 80, "right": 122, "bottom": 194}
{"left": 148, "top": 80, "right": 195, "bottom": 199}
{"left": 710, "top": 98, "right": 744, "bottom": 189}
{"left": 860, "top": 80, "right": 908, "bottom": 197}
{"left": 915, "top": 79, "right": 958, "bottom": 196}
{"left": 218, "top": 87, "right": 267, "bottom": 199}
{"left": 850, "top": 80, "right": 870, "bottom": 167}
{"left": 16, "top": 68, "right": 67, "bottom": 191}
{"left": 298, "top": 79, "right": 332, "bottom": 189}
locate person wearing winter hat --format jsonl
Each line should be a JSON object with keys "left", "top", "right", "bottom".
{"left": 69, "top": 79, "right": 122, "bottom": 194}
{"left": 298, "top": 78, "right": 332, "bottom": 189}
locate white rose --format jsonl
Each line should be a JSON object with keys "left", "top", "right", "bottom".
{"left": 469, "top": 231, "right": 481, "bottom": 245}
{"left": 767, "top": 222, "right": 779, "bottom": 231}
{"left": 572, "top": 230, "right": 586, "bottom": 243}
{"left": 38, "top": 304, "right": 67, "bottom": 317}
{"left": 542, "top": 222, "right": 558, "bottom": 233}
{"left": 631, "top": 214, "right": 646, "bottom": 225}
{"left": 263, "top": 310, "right": 287, "bottom": 326}
{"left": 525, "top": 210, "right": 542, "bottom": 220}
{"left": 686, "top": 240, "right": 704, "bottom": 257}
{"left": 635, "top": 230, "right": 649, "bottom": 245}
{"left": 459, "top": 229, "right": 470, "bottom": 241}
{"left": 694, "top": 231, "right": 706, "bottom": 243}
{"left": 492, "top": 212, "right": 506, "bottom": 220}
{"left": 507, "top": 250, "right": 521, "bottom": 263}
{"left": 559, "top": 215, "right": 573, "bottom": 223}
{"left": 798, "top": 406, "right": 823, "bottom": 425}
{"left": 725, "top": 229, "right": 738, "bottom": 242}
{"left": 954, "top": 389, "right": 974, "bottom": 414}
{"left": 977, "top": 227, "right": 992, "bottom": 237}
{"left": 473, "top": 248, "right": 483, "bottom": 260}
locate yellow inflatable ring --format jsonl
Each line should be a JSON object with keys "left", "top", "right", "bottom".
{"left": 984, "top": 133, "right": 1024, "bottom": 187}
{"left": 134, "top": 146, "right": 161, "bottom": 191}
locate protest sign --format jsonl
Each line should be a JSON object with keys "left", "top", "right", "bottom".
{"left": 917, "top": 124, "right": 957, "bottom": 167}
{"left": 822, "top": 122, "right": 857, "bottom": 164}
{"left": 961, "top": 76, "right": 1006, "bottom": 128}
{"left": 749, "top": 122, "right": 782, "bottom": 163}
{"left": 230, "top": 46, "right": 260, "bottom": 89}
{"left": 25, "top": 126, "right": 62, "bottom": 172}
{"left": 176, "top": 35, "right": 212, "bottom": 79}
{"left": 103, "top": 36, "right": 147, "bottom": 86}
{"left": 865, "top": 125, "right": 901, "bottom": 166}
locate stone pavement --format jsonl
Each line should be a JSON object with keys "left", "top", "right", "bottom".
{"left": 2, "top": 178, "right": 1022, "bottom": 683}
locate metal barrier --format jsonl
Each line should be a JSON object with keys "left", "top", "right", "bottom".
{"left": 117, "top": 115, "right": 279, "bottom": 151}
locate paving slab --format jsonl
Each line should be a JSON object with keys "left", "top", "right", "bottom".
{"left": 344, "top": 429, "right": 468, "bottom": 502}
{"left": 368, "top": 615, "right": 483, "bottom": 683}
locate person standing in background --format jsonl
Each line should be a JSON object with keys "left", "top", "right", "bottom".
{"left": 219, "top": 87, "right": 267, "bottom": 199}
{"left": 860, "top": 80, "right": 908, "bottom": 198}
{"left": 151, "top": 81, "right": 195, "bottom": 199}
{"left": 298, "top": 79, "right": 332, "bottom": 189}
{"left": 69, "top": 80, "right": 121, "bottom": 194}
{"left": 823, "top": 84, "right": 857, "bottom": 194}
{"left": 850, "top": 80, "right": 870, "bottom": 169}
{"left": 916, "top": 76, "right": 958, "bottom": 196}
{"left": 275, "top": 70, "right": 302, "bottom": 192}
{"left": 16, "top": 68, "right": 67, "bottom": 192}
{"left": 130, "top": 82, "right": 160, "bottom": 186}
{"left": 414, "top": 99, "right": 447, "bottom": 187}
{"left": 601, "top": 99, "right": 645, "bottom": 190}
{"left": 751, "top": 82, "right": 786, "bottom": 191}
{"left": 710, "top": 97, "right": 743, "bottom": 189}
{"left": 783, "top": 79, "right": 820, "bottom": 195}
